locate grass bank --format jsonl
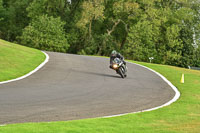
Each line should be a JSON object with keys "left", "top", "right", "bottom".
{"left": 0, "top": 39, "right": 46, "bottom": 82}
{"left": 0, "top": 55, "right": 200, "bottom": 132}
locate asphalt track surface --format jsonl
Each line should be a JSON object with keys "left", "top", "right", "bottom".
{"left": 0, "top": 52, "right": 175, "bottom": 124}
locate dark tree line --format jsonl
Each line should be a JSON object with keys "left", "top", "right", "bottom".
{"left": 0, "top": 0, "right": 200, "bottom": 67}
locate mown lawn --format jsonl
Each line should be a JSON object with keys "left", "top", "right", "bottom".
{"left": 0, "top": 57, "right": 200, "bottom": 132}
{"left": 0, "top": 39, "right": 46, "bottom": 82}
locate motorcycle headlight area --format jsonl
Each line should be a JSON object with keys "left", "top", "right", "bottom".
{"left": 113, "top": 64, "right": 118, "bottom": 69}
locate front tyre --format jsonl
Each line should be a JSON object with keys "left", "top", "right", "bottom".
{"left": 118, "top": 67, "right": 125, "bottom": 78}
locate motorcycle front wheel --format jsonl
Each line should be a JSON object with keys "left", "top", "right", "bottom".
{"left": 118, "top": 67, "right": 125, "bottom": 78}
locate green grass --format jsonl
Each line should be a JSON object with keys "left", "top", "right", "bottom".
{"left": 0, "top": 39, "right": 46, "bottom": 82}
{"left": 0, "top": 50, "right": 200, "bottom": 132}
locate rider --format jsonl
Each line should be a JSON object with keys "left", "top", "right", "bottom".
{"left": 109, "top": 50, "right": 126, "bottom": 69}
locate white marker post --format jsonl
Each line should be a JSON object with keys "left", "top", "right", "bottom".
{"left": 149, "top": 57, "right": 154, "bottom": 63}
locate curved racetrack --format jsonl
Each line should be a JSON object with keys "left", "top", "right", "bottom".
{"left": 0, "top": 52, "right": 175, "bottom": 124}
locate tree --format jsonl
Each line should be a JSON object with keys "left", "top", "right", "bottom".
{"left": 123, "top": 0, "right": 161, "bottom": 62}
{"left": 76, "top": 0, "right": 104, "bottom": 38}
{"left": 20, "top": 15, "right": 69, "bottom": 52}
{"left": 123, "top": 0, "right": 200, "bottom": 67}
{"left": 125, "top": 20, "right": 158, "bottom": 61}
{"left": 75, "top": 0, "right": 105, "bottom": 55}
{"left": 27, "top": 0, "right": 71, "bottom": 19}
{"left": 0, "top": 0, "right": 4, "bottom": 20}
{"left": 105, "top": 0, "right": 140, "bottom": 51}
{"left": 26, "top": 0, "right": 81, "bottom": 54}
{"left": 0, "top": 0, "right": 199, "bottom": 67}
{"left": 0, "top": 0, "right": 32, "bottom": 41}
{"left": 0, "top": 0, "right": 5, "bottom": 38}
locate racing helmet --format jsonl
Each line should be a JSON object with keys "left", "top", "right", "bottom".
{"left": 111, "top": 50, "right": 117, "bottom": 56}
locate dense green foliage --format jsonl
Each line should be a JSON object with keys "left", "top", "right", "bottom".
{"left": 0, "top": 0, "right": 200, "bottom": 67}
{"left": 20, "top": 15, "right": 69, "bottom": 52}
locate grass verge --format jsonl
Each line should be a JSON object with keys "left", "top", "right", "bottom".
{"left": 0, "top": 39, "right": 46, "bottom": 82}
{"left": 0, "top": 56, "right": 200, "bottom": 132}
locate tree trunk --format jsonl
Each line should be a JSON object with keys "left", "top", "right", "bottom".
{"left": 120, "top": 32, "right": 128, "bottom": 49}
{"left": 107, "top": 19, "right": 121, "bottom": 35}
{"left": 89, "top": 20, "right": 92, "bottom": 39}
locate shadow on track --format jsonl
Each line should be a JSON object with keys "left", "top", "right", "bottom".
{"left": 73, "top": 69, "right": 121, "bottom": 78}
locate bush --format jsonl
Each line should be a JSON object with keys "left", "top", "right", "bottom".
{"left": 19, "top": 14, "right": 69, "bottom": 52}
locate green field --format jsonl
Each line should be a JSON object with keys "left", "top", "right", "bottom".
{"left": 0, "top": 39, "right": 46, "bottom": 82}
{"left": 0, "top": 41, "right": 200, "bottom": 132}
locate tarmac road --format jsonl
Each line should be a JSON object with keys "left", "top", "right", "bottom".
{"left": 0, "top": 52, "right": 175, "bottom": 124}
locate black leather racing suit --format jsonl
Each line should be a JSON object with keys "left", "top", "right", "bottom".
{"left": 110, "top": 53, "right": 126, "bottom": 68}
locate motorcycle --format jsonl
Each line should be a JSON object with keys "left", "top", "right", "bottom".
{"left": 111, "top": 58, "right": 127, "bottom": 78}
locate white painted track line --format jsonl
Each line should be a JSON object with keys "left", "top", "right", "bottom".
{"left": 102, "top": 62, "right": 180, "bottom": 118}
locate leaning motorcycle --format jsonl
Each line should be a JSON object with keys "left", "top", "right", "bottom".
{"left": 111, "top": 58, "right": 127, "bottom": 78}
